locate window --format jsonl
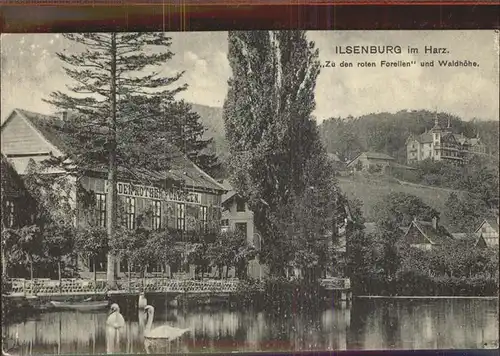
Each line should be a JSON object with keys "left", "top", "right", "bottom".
{"left": 200, "top": 206, "right": 208, "bottom": 232}
{"left": 95, "top": 193, "right": 107, "bottom": 227}
{"left": 254, "top": 234, "right": 262, "bottom": 251}
{"left": 147, "top": 263, "right": 162, "bottom": 273}
{"left": 4, "top": 200, "right": 15, "bottom": 228}
{"left": 120, "top": 258, "right": 141, "bottom": 273}
{"left": 221, "top": 219, "right": 229, "bottom": 227}
{"left": 89, "top": 251, "right": 107, "bottom": 272}
{"left": 120, "top": 258, "right": 129, "bottom": 273}
{"left": 236, "top": 197, "right": 245, "bottom": 212}
{"left": 176, "top": 203, "right": 185, "bottom": 231}
{"left": 235, "top": 222, "right": 247, "bottom": 240}
{"left": 152, "top": 200, "right": 161, "bottom": 230}
{"left": 125, "top": 197, "right": 136, "bottom": 229}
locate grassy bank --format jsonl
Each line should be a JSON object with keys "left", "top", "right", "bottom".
{"left": 337, "top": 174, "right": 467, "bottom": 226}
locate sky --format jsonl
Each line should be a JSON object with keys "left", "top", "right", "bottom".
{"left": 1, "top": 30, "right": 499, "bottom": 124}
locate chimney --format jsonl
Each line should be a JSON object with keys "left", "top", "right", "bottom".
{"left": 60, "top": 110, "right": 68, "bottom": 121}
{"left": 432, "top": 216, "right": 438, "bottom": 230}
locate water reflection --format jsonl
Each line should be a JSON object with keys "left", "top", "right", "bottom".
{"left": 2, "top": 298, "right": 498, "bottom": 355}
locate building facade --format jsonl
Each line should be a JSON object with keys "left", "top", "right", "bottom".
{"left": 346, "top": 151, "right": 395, "bottom": 174}
{"left": 220, "top": 180, "right": 267, "bottom": 279}
{"left": 406, "top": 115, "right": 488, "bottom": 165}
{"left": 402, "top": 217, "right": 452, "bottom": 251}
{"left": 475, "top": 217, "right": 499, "bottom": 249}
{"left": 1, "top": 108, "right": 226, "bottom": 279}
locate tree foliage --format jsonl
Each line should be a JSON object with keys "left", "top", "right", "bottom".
{"left": 223, "top": 30, "right": 346, "bottom": 277}
{"left": 348, "top": 227, "right": 498, "bottom": 296}
{"left": 207, "top": 230, "right": 256, "bottom": 279}
{"left": 2, "top": 160, "right": 78, "bottom": 278}
{"left": 43, "top": 33, "right": 220, "bottom": 283}
{"left": 43, "top": 33, "right": 188, "bottom": 172}
{"left": 75, "top": 226, "right": 108, "bottom": 274}
{"left": 163, "top": 100, "right": 222, "bottom": 177}
{"left": 374, "top": 192, "right": 440, "bottom": 228}
{"left": 444, "top": 192, "right": 489, "bottom": 233}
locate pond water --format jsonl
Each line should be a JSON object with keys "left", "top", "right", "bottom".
{"left": 2, "top": 298, "right": 498, "bottom": 354}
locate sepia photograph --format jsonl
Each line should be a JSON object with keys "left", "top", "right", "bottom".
{"left": 1, "top": 29, "right": 499, "bottom": 354}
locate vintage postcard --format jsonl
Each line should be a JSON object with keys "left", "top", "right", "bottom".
{"left": 1, "top": 30, "right": 499, "bottom": 354}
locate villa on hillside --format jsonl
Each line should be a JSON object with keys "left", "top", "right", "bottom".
{"left": 406, "top": 114, "right": 488, "bottom": 166}
{"left": 1, "top": 108, "right": 227, "bottom": 279}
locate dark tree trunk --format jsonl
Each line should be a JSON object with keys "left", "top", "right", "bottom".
{"left": 93, "top": 258, "right": 97, "bottom": 283}
{"left": 106, "top": 32, "right": 118, "bottom": 288}
{"left": 2, "top": 246, "right": 7, "bottom": 278}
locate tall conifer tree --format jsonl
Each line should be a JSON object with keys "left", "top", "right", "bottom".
{"left": 45, "top": 33, "right": 188, "bottom": 285}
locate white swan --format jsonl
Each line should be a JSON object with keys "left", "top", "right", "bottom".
{"left": 138, "top": 293, "right": 147, "bottom": 309}
{"left": 107, "top": 303, "right": 125, "bottom": 329}
{"left": 138, "top": 293, "right": 148, "bottom": 330}
{"left": 106, "top": 303, "right": 125, "bottom": 353}
{"left": 143, "top": 305, "right": 190, "bottom": 340}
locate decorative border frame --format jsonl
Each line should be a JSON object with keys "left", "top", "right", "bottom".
{"left": 1, "top": 2, "right": 498, "bottom": 356}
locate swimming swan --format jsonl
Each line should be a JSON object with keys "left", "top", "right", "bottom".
{"left": 106, "top": 303, "right": 125, "bottom": 329}
{"left": 143, "top": 305, "right": 190, "bottom": 340}
{"left": 106, "top": 303, "right": 125, "bottom": 353}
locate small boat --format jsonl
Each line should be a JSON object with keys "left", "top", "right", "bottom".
{"left": 50, "top": 299, "right": 109, "bottom": 311}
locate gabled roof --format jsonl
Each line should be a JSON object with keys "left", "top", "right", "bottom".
{"left": 469, "top": 138, "right": 483, "bottom": 146}
{"left": 475, "top": 217, "right": 500, "bottom": 233}
{"left": 363, "top": 152, "right": 395, "bottom": 160}
{"left": 2, "top": 109, "right": 226, "bottom": 193}
{"left": 451, "top": 232, "right": 486, "bottom": 248}
{"left": 220, "top": 179, "right": 237, "bottom": 205}
{"left": 346, "top": 151, "right": 395, "bottom": 166}
{"left": 222, "top": 191, "right": 238, "bottom": 205}
{"left": 14, "top": 109, "right": 73, "bottom": 154}
{"left": 328, "top": 153, "right": 342, "bottom": 162}
{"left": 441, "top": 132, "right": 459, "bottom": 145}
{"left": 406, "top": 220, "right": 452, "bottom": 245}
{"left": 415, "top": 132, "right": 433, "bottom": 144}
{"left": 451, "top": 133, "right": 469, "bottom": 145}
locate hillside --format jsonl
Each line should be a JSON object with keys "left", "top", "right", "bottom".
{"left": 190, "top": 103, "right": 228, "bottom": 160}
{"left": 337, "top": 174, "right": 468, "bottom": 228}
{"left": 319, "top": 110, "right": 500, "bottom": 163}
{"left": 189, "top": 106, "right": 499, "bottom": 166}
